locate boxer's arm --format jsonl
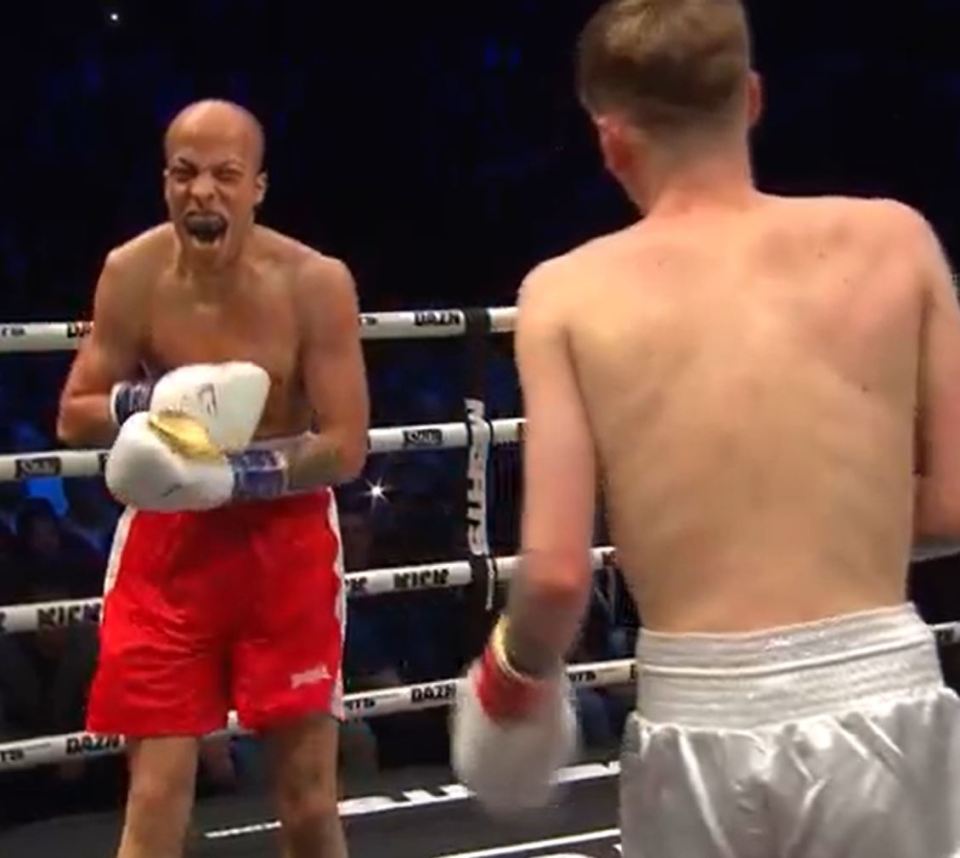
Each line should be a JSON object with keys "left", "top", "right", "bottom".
{"left": 503, "top": 271, "right": 596, "bottom": 677}
{"left": 56, "top": 252, "right": 144, "bottom": 448}
{"left": 285, "top": 257, "right": 369, "bottom": 490}
{"left": 913, "top": 211, "right": 960, "bottom": 538}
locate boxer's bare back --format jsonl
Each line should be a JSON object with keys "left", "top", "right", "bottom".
{"left": 528, "top": 193, "right": 957, "bottom": 633}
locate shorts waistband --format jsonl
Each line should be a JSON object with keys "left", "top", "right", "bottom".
{"left": 635, "top": 604, "right": 943, "bottom": 728}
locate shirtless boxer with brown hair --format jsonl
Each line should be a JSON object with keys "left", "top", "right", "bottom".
{"left": 452, "top": 2, "right": 960, "bottom": 855}
{"left": 57, "top": 100, "right": 368, "bottom": 858}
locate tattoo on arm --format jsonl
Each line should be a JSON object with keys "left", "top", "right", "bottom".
{"left": 285, "top": 434, "right": 344, "bottom": 491}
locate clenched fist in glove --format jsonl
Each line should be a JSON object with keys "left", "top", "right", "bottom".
{"left": 109, "top": 361, "right": 270, "bottom": 451}
{"left": 105, "top": 362, "right": 288, "bottom": 511}
{"left": 451, "top": 616, "right": 579, "bottom": 816}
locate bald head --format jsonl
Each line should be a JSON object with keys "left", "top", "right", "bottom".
{"left": 163, "top": 100, "right": 269, "bottom": 255}
{"left": 165, "top": 100, "right": 265, "bottom": 172}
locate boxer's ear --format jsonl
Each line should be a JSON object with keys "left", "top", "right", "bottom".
{"left": 593, "top": 115, "right": 651, "bottom": 212}
{"left": 254, "top": 172, "right": 268, "bottom": 207}
{"left": 595, "top": 115, "right": 640, "bottom": 184}
{"left": 746, "top": 71, "right": 764, "bottom": 129}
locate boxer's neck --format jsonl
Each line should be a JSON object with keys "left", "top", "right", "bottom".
{"left": 632, "top": 140, "right": 756, "bottom": 218}
{"left": 175, "top": 229, "right": 252, "bottom": 295}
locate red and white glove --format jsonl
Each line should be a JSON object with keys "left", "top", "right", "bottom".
{"left": 451, "top": 616, "right": 578, "bottom": 816}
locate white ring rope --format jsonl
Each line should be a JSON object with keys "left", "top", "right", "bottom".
{"left": 7, "top": 420, "right": 956, "bottom": 564}
{"left": 0, "top": 548, "right": 617, "bottom": 635}
{"left": 3, "top": 619, "right": 960, "bottom": 772}
{"left": 0, "top": 307, "right": 518, "bottom": 353}
{"left": 0, "top": 418, "right": 525, "bottom": 482}
{"left": 2, "top": 537, "right": 956, "bottom": 636}
{"left": 0, "top": 658, "right": 633, "bottom": 771}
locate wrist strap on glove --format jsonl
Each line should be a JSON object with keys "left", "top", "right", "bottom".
{"left": 228, "top": 449, "right": 289, "bottom": 501}
{"left": 475, "top": 616, "right": 554, "bottom": 721}
{"left": 110, "top": 381, "right": 154, "bottom": 425}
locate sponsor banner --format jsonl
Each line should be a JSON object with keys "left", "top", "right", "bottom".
{"left": 402, "top": 427, "right": 444, "bottom": 449}
{"left": 14, "top": 455, "right": 62, "bottom": 479}
{"left": 414, "top": 310, "right": 461, "bottom": 328}
{"left": 65, "top": 321, "right": 93, "bottom": 339}
{"left": 65, "top": 734, "right": 123, "bottom": 758}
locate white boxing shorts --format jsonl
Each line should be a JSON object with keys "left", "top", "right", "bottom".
{"left": 620, "top": 604, "right": 960, "bottom": 858}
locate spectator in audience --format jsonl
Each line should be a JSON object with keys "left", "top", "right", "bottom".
{"left": 337, "top": 509, "right": 386, "bottom": 780}
{"left": 63, "top": 475, "right": 123, "bottom": 558}
{"left": 0, "top": 521, "right": 22, "bottom": 746}
{"left": 14, "top": 498, "right": 104, "bottom": 600}
{"left": 0, "top": 520, "right": 26, "bottom": 608}
{"left": 196, "top": 736, "right": 239, "bottom": 795}
{"left": 0, "top": 500, "right": 102, "bottom": 783}
{"left": 567, "top": 573, "right": 641, "bottom": 750}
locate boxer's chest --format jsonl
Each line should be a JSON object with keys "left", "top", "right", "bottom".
{"left": 144, "top": 273, "right": 304, "bottom": 422}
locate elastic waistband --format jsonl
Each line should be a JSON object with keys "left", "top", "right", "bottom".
{"left": 636, "top": 604, "right": 943, "bottom": 728}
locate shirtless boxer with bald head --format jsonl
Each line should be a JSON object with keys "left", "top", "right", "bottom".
{"left": 58, "top": 100, "right": 368, "bottom": 858}
{"left": 453, "top": 2, "right": 960, "bottom": 855}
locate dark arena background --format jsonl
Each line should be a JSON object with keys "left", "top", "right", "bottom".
{"left": 0, "top": 1, "right": 955, "bottom": 856}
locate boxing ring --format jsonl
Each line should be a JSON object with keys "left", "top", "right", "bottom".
{"left": 0, "top": 309, "right": 957, "bottom": 857}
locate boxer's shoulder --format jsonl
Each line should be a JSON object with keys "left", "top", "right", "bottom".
{"left": 518, "top": 229, "right": 630, "bottom": 321}
{"left": 820, "top": 195, "right": 926, "bottom": 226}
{"left": 250, "top": 226, "right": 353, "bottom": 291}
{"left": 97, "top": 225, "right": 175, "bottom": 312}
{"left": 550, "top": 226, "right": 637, "bottom": 268}
{"left": 290, "top": 249, "right": 357, "bottom": 312}
{"left": 249, "top": 225, "right": 312, "bottom": 263}
{"left": 779, "top": 195, "right": 931, "bottom": 247}
{"left": 107, "top": 224, "right": 176, "bottom": 270}
{"left": 517, "top": 256, "right": 572, "bottom": 325}
{"left": 752, "top": 195, "right": 936, "bottom": 289}
{"left": 849, "top": 197, "right": 941, "bottom": 251}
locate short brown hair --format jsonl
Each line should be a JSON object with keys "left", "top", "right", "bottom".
{"left": 576, "top": 0, "right": 751, "bottom": 137}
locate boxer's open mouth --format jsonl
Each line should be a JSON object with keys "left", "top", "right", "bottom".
{"left": 183, "top": 212, "right": 228, "bottom": 244}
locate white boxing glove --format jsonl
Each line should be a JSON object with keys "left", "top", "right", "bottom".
{"left": 110, "top": 362, "right": 270, "bottom": 452}
{"left": 451, "top": 617, "right": 578, "bottom": 816}
{"left": 105, "top": 412, "right": 289, "bottom": 512}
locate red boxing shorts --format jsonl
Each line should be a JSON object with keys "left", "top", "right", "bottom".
{"left": 87, "top": 490, "right": 344, "bottom": 737}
